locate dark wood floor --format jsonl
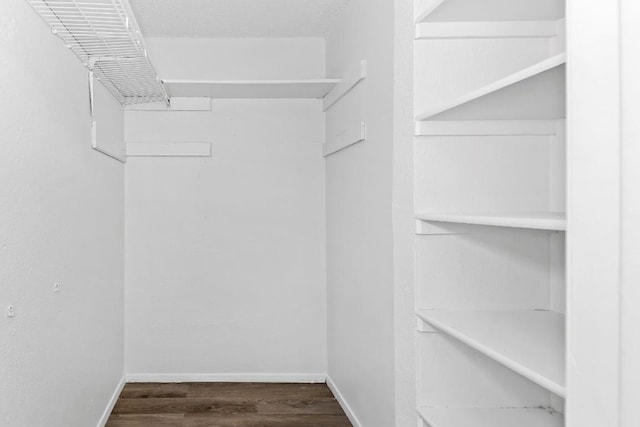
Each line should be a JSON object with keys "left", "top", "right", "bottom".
{"left": 106, "top": 382, "right": 352, "bottom": 426}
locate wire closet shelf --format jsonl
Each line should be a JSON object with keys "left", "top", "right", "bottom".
{"left": 26, "top": 0, "right": 169, "bottom": 106}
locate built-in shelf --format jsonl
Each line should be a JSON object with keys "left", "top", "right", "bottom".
{"left": 415, "top": 53, "right": 566, "bottom": 121}
{"left": 416, "top": 309, "right": 565, "bottom": 397}
{"left": 418, "top": 407, "right": 564, "bottom": 427}
{"left": 415, "top": 212, "right": 566, "bottom": 231}
{"left": 415, "top": 119, "right": 561, "bottom": 136}
{"left": 163, "top": 79, "right": 341, "bottom": 99}
{"left": 416, "top": 19, "right": 563, "bottom": 40}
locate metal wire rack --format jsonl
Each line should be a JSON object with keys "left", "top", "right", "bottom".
{"left": 26, "top": 0, "right": 169, "bottom": 106}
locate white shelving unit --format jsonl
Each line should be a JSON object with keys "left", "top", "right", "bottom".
{"left": 415, "top": 119, "right": 560, "bottom": 136}
{"left": 416, "top": 212, "right": 566, "bottom": 231}
{"left": 416, "top": 19, "right": 564, "bottom": 40}
{"left": 417, "top": 310, "right": 566, "bottom": 396}
{"left": 163, "top": 79, "right": 341, "bottom": 99}
{"left": 416, "top": 53, "right": 566, "bottom": 121}
{"left": 413, "top": 0, "right": 567, "bottom": 425}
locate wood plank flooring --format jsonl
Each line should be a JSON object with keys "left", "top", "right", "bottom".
{"left": 106, "top": 383, "right": 352, "bottom": 426}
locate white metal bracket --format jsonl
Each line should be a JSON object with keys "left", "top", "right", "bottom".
{"left": 88, "top": 71, "right": 127, "bottom": 163}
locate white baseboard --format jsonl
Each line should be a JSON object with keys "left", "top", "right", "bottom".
{"left": 97, "top": 375, "right": 125, "bottom": 427}
{"left": 125, "top": 373, "right": 327, "bottom": 383}
{"left": 327, "top": 375, "right": 362, "bottom": 427}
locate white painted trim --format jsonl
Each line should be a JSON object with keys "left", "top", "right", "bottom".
{"left": 415, "top": 120, "right": 559, "bottom": 136}
{"left": 126, "top": 142, "right": 212, "bottom": 157}
{"left": 323, "top": 60, "right": 367, "bottom": 111}
{"left": 125, "top": 373, "right": 327, "bottom": 383}
{"left": 416, "top": 20, "right": 562, "bottom": 40}
{"left": 323, "top": 121, "right": 367, "bottom": 157}
{"left": 326, "top": 376, "right": 363, "bottom": 427}
{"left": 96, "top": 376, "right": 125, "bottom": 427}
{"left": 566, "top": 0, "right": 622, "bottom": 425}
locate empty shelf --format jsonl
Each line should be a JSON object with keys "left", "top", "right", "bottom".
{"left": 418, "top": 407, "right": 564, "bottom": 427}
{"left": 25, "top": 0, "right": 167, "bottom": 105}
{"left": 416, "top": 212, "right": 566, "bottom": 231}
{"left": 416, "top": 309, "right": 565, "bottom": 396}
{"left": 416, "top": 20, "right": 563, "bottom": 40}
{"left": 415, "top": 53, "right": 566, "bottom": 121}
{"left": 415, "top": 120, "right": 561, "bottom": 136}
{"left": 164, "top": 79, "right": 341, "bottom": 99}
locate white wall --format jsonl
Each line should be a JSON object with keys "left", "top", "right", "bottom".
{"left": 324, "top": 0, "right": 396, "bottom": 425}
{"left": 147, "top": 37, "right": 326, "bottom": 80}
{"left": 0, "top": 0, "right": 125, "bottom": 426}
{"left": 124, "top": 38, "right": 327, "bottom": 380}
{"left": 621, "top": 1, "right": 640, "bottom": 426}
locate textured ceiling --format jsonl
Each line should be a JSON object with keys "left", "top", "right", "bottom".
{"left": 128, "top": 0, "right": 351, "bottom": 38}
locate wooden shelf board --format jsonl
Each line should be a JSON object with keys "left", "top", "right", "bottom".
{"left": 416, "top": 20, "right": 562, "bottom": 40}
{"left": 164, "top": 79, "right": 341, "bottom": 99}
{"left": 415, "top": 212, "right": 566, "bottom": 231}
{"left": 415, "top": 53, "right": 567, "bottom": 121}
{"left": 416, "top": 310, "right": 566, "bottom": 397}
{"left": 418, "top": 407, "right": 564, "bottom": 427}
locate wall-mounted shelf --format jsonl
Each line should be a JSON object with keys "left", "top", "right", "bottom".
{"left": 26, "top": 0, "right": 167, "bottom": 106}
{"left": 163, "top": 79, "right": 341, "bottom": 99}
{"left": 418, "top": 407, "right": 564, "bottom": 427}
{"left": 415, "top": 53, "right": 566, "bottom": 121}
{"left": 416, "top": 212, "right": 566, "bottom": 231}
{"left": 416, "top": 20, "right": 563, "bottom": 39}
{"left": 415, "top": 120, "right": 560, "bottom": 136}
{"left": 416, "top": 309, "right": 565, "bottom": 397}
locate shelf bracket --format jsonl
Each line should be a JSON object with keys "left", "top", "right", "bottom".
{"left": 88, "top": 71, "right": 127, "bottom": 164}
{"left": 323, "top": 122, "right": 367, "bottom": 157}
{"left": 323, "top": 60, "right": 367, "bottom": 112}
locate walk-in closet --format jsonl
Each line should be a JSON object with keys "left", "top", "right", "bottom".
{"left": 1, "top": 0, "right": 638, "bottom": 426}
